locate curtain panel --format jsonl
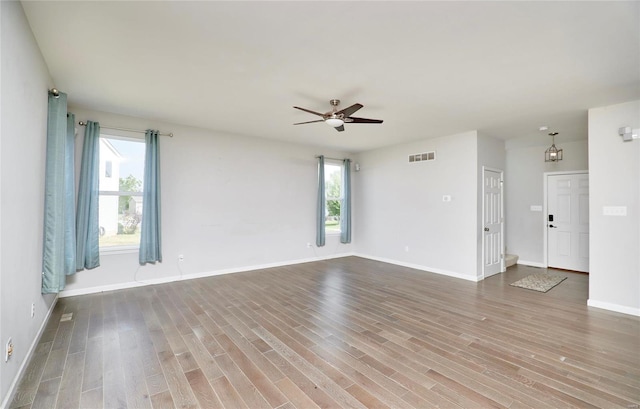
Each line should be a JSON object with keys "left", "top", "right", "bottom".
{"left": 75, "top": 121, "right": 101, "bottom": 270}
{"left": 139, "top": 130, "right": 162, "bottom": 264}
{"left": 340, "top": 158, "right": 352, "bottom": 244}
{"left": 316, "top": 155, "right": 326, "bottom": 247}
{"left": 42, "top": 92, "right": 77, "bottom": 293}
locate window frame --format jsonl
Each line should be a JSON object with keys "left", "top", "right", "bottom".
{"left": 97, "top": 134, "right": 145, "bottom": 254}
{"left": 324, "top": 160, "right": 343, "bottom": 235}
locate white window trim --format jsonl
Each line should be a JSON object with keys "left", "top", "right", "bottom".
{"left": 100, "top": 246, "right": 139, "bottom": 255}
{"left": 98, "top": 134, "right": 145, "bottom": 252}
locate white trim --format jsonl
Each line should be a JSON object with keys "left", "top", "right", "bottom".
{"left": 1, "top": 297, "right": 59, "bottom": 409}
{"left": 588, "top": 299, "right": 640, "bottom": 317}
{"left": 98, "top": 191, "right": 143, "bottom": 196}
{"left": 100, "top": 246, "right": 139, "bottom": 255}
{"left": 543, "top": 170, "right": 588, "bottom": 268}
{"left": 516, "top": 259, "right": 546, "bottom": 268}
{"left": 354, "top": 253, "right": 480, "bottom": 282}
{"left": 59, "top": 252, "right": 355, "bottom": 298}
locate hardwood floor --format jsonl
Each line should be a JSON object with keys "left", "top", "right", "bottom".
{"left": 8, "top": 257, "right": 640, "bottom": 408}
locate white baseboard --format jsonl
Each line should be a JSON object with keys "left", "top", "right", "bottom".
{"left": 517, "top": 260, "right": 546, "bottom": 268}
{"left": 59, "top": 252, "right": 355, "bottom": 298}
{"left": 587, "top": 299, "right": 640, "bottom": 317}
{"left": 354, "top": 253, "right": 480, "bottom": 282}
{"left": 1, "top": 296, "right": 59, "bottom": 409}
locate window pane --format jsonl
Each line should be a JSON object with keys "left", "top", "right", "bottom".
{"left": 324, "top": 163, "right": 342, "bottom": 232}
{"left": 98, "top": 195, "right": 143, "bottom": 247}
{"left": 98, "top": 136, "right": 145, "bottom": 249}
{"left": 326, "top": 199, "right": 341, "bottom": 232}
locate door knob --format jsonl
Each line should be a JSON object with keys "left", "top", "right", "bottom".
{"left": 484, "top": 227, "right": 489, "bottom": 232}
{"left": 549, "top": 224, "right": 557, "bottom": 228}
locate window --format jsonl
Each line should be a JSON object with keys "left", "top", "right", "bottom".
{"left": 98, "top": 136, "right": 145, "bottom": 250}
{"left": 324, "top": 162, "right": 343, "bottom": 233}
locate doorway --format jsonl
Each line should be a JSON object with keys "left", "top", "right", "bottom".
{"left": 482, "top": 167, "right": 504, "bottom": 278}
{"left": 544, "top": 171, "right": 589, "bottom": 272}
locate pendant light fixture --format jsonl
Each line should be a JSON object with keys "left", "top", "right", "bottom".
{"left": 545, "top": 132, "right": 563, "bottom": 162}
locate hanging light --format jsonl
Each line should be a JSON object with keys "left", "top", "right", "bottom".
{"left": 545, "top": 132, "right": 563, "bottom": 162}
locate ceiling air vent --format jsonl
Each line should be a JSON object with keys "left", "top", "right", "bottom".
{"left": 408, "top": 151, "right": 436, "bottom": 163}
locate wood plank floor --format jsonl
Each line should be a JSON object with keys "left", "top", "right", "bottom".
{"left": 9, "top": 257, "right": 640, "bottom": 409}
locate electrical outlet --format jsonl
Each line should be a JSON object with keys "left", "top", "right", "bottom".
{"left": 306, "top": 243, "right": 312, "bottom": 248}
{"left": 178, "top": 254, "right": 184, "bottom": 262}
{"left": 31, "top": 303, "right": 35, "bottom": 318}
{"left": 5, "top": 338, "right": 13, "bottom": 362}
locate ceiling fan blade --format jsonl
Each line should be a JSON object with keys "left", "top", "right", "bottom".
{"left": 335, "top": 103, "right": 363, "bottom": 117}
{"left": 293, "top": 106, "right": 325, "bottom": 117}
{"left": 347, "top": 116, "right": 384, "bottom": 124}
{"left": 334, "top": 125, "right": 345, "bottom": 132}
{"left": 293, "top": 119, "right": 325, "bottom": 125}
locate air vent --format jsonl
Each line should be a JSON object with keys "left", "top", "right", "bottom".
{"left": 408, "top": 151, "right": 436, "bottom": 163}
{"left": 60, "top": 313, "right": 73, "bottom": 322}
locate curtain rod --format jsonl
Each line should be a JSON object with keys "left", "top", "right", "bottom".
{"left": 315, "top": 155, "right": 350, "bottom": 161}
{"left": 78, "top": 121, "right": 173, "bottom": 137}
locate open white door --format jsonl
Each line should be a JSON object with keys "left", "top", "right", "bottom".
{"left": 483, "top": 167, "right": 504, "bottom": 278}
{"left": 547, "top": 173, "right": 589, "bottom": 272}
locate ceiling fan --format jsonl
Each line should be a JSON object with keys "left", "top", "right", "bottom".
{"left": 293, "top": 99, "right": 383, "bottom": 132}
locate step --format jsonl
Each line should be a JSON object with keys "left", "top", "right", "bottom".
{"left": 505, "top": 254, "right": 519, "bottom": 268}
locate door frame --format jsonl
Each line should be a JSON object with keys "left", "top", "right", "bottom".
{"left": 481, "top": 166, "right": 505, "bottom": 279}
{"left": 543, "top": 170, "right": 588, "bottom": 268}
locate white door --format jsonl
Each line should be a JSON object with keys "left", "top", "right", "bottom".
{"left": 547, "top": 173, "right": 589, "bottom": 272}
{"left": 483, "top": 168, "right": 504, "bottom": 278}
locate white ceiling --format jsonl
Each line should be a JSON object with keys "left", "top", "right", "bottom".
{"left": 22, "top": 1, "right": 640, "bottom": 153}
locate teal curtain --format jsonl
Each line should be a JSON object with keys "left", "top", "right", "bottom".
{"left": 340, "top": 159, "right": 352, "bottom": 244}
{"left": 42, "top": 91, "right": 76, "bottom": 293}
{"left": 316, "top": 156, "right": 326, "bottom": 247}
{"left": 76, "top": 121, "right": 101, "bottom": 270}
{"left": 139, "top": 130, "right": 162, "bottom": 264}
{"left": 64, "top": 113, "right": 77, "bottom": 274}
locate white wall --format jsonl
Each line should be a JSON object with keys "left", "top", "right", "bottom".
{"left": 504, "top": 139, "right": 588, "bottom": 265}
{"left": 0, "top": 2, "right": 57, "bottom": 405}
{"left": 62, "top": 106, "right": 353, "bottom": 295}
{"left": 353, "top": 131, "right": 480, "bottom": 280}
{"left": 588, "top": 100, "right": 640, "bottom": 316}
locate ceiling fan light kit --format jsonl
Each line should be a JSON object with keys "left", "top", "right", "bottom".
{"left": 325, "top": 117, "right": 345, "bottom": 127}
{"left": 293, "top": 99, "right": 383, "bottom": 132}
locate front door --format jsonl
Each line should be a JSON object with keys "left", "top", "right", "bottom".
{"left": 547, "top": 173, "right": 589, "bottom": 272}
{"left": 483, "top": 168, "right": 504, "bottom": 278}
